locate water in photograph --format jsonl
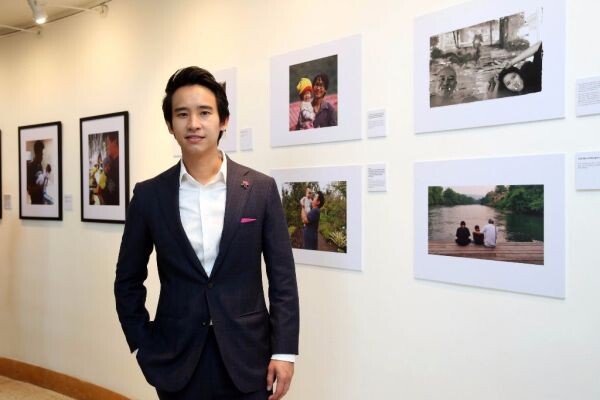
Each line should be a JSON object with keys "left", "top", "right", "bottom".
{"left": 429, "top": 204, "right": 543, "bottom": 242}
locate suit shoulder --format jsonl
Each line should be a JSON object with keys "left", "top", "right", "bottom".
{"left": 228, "top": 158, "right": 274, "bottom": 185}
{"left": 132, "top": 163, "right": 179, "bottom": 193}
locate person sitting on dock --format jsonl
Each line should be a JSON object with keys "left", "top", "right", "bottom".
{"left": 482, "top": 219, "right": 497, "bottom": 248}
{"left": 455, "top": 221, "right": 471, "bottom": 246}
{"left": 472, "top": 225, "right": 484, "bottom": 245}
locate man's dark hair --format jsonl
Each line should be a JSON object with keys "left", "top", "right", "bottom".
{"left": 460, "top": 221, "right": 466, "bottom": 226}
{"left": 105, "top": 131, "right": 119, "bottom": 144}
{"left": 34, "top": 140, "right": 44, "bottom": 154}
{"left": 315, "top": 191, "right": 325, "bottom": 208}
{"left": 313, "top": 73, "right": 329, "bottom": 90}
{"left": 162, "top": 66, "right": 230, "bottom": 140}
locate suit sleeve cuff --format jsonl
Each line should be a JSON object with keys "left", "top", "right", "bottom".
{"left": 271, "top": 354, "right": 296, "bottom": 363}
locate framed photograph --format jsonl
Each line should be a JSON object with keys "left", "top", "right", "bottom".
{"left": 80, "top": 111, "right": 129, "bottom": 223}
{"left": 271, "top": 166, "right": 362, "bottom": 271}
{"left": 270, "top": 35, "right": 362, "bottom": 147}
{"left": 414, "top": 0, "right": 565, "bottom": 133}
{"left": 414, "top": 154, "right": 565, "bottom": 298}
{"left": 18, "top": 122, "right": 62, "bottom": 220}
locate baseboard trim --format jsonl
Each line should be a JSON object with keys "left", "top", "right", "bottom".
{"left": 0, "top": 357, "right": 128, "bottom": 400}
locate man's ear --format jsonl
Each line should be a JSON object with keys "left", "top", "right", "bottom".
{"left": 220, "top": 116, "right": 230, "bottom": 132}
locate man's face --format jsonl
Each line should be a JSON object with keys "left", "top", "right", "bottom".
{"left": 313, "top": 78, "right": 326, "bottom": 99}
{"left": 438, "top": 67, "right": 457, "bottom": 95}
{"left": 107, "top": 138, "right": 119, "bottom": 159}
{"left": 312, "top": 194, "right": 321, "bottom": 208}
{"left": 168, "top": 84, "right": 228, "bottom": 158}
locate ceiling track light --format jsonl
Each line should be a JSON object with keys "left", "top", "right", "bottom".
{"left": 26, "top": 1, "right": 109, "bottom": 26}
{"left": 27, "top": 0, "right": 48, "bottom": 24}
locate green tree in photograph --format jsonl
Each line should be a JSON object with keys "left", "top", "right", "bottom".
{"left": 480, "top": 185, "right": 543, "bottom": 215}
{"left": 428, "top": 186, "right": 444, "bottom": 206}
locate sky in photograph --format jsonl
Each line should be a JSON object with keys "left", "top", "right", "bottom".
{"left": 448, "top": 185, "right": 496, "bottom": 198}
{"left": 283, "top": 181, "right": 337, "bottom": 191}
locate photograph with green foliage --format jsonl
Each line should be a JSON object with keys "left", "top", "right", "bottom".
{"left": 281, "top": 180, "right": 347, "bottom": 253}
{"left": 428, "top": 185, "right": 544, "bottom": 265}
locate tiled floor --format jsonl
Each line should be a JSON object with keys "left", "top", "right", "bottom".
{"left": 0, "top": 375, "right": 75, "bottom": 399}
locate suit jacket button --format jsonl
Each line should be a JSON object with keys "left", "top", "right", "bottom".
{"left": 202, "top": 321, "right": 208, "bottom": 327}
{"left": 207, "top": 282, "right": 214, "bottom": 289}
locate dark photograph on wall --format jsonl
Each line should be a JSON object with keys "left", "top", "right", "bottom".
{"left": 80, "top": 111, "right": 129, "bottom": 223}
{"left": 429, "top": 8, "right": 543, "bottom": 108}
{"left": 281, "top": 180, "right": 347, "bottom": 253}
{"left": 18, "top": 122, "right": 63, "bottom": 220}
{"left": 427, "top": 185, "right": 544, "bottom": 265}
{"left": 288, "top": 55, "right": 338, "bottom": 131}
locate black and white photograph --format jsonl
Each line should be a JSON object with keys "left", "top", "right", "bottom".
{"left": 272, "top": 165, "right": 362, "bottom": 271}
{"left": 80, "top": 111, "right": 129, "bottom": 223}
{"left": 18, "top": 122, "right": 62, "bottom": 220}
{"left": 429, "top": 11, "right": 543, "bottom": 107}
{"left": 414, "top": 0, "right": 565, "bottom": 133}
{"left": 414, "top": 154, "right": 565, "bottom": 298}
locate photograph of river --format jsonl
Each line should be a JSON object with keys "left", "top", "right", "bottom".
{"left": 428, "top": 185, "right": 544, "bottom": 265}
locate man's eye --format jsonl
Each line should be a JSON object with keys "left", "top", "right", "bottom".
{"left": 177, "top": 113, "right": 187, "bottom": 118}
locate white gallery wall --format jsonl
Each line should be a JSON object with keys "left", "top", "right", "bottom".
{"left": 0, "top": 0, "right": 599, "bottom": 398}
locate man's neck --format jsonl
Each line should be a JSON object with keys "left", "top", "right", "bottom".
{"left": 182, "top": 150, "right": 223, "bottom": 185}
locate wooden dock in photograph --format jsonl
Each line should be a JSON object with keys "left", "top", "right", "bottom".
{"left": 428, "top": 241, "right": 544, "bottom": 265}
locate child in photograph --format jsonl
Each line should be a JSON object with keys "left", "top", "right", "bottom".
{"left": 296, "top": 77, "right": 315, "bottom": 130}
{"left": 473, "top": 224, "right": 484, "bottom": 245}
{"left": 300, "top": 187, "right": 313, "bottom": 226}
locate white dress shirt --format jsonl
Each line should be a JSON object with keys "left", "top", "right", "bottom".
{"left": 178, "top": 152, "right": 295, "bottom": 363}
{"left": 179, "top": 156, "right": 227, "bottom": 277}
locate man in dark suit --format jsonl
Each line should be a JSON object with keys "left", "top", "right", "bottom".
{"left": 114, "top": 67, "right": 299, "bottom": 400}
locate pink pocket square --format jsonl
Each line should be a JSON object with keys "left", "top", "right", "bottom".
{"left": 240, "top": 218, "right": 257, "bottom": 223}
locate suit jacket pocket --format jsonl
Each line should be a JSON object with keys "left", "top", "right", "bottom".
{"left": 237, "top": 308, "right": 269, "bottom": 319}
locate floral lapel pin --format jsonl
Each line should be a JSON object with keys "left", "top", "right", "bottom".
{"left": 241, "top": 180, "right": 250, "bottom": 189}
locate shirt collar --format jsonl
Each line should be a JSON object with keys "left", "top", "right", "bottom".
{"left": 179, "top": 150, "right": 227, "bottom": 187}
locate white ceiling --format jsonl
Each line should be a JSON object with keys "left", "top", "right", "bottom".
{"left": 0, "top": 0, "right": 110, "bottom": 37}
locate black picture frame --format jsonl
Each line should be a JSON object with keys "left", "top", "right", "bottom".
{"left": 18, "top": 122, "right": 63, "bottom": 220}
{"left": 80, "top": 111, "right": 129, "bottom": 223}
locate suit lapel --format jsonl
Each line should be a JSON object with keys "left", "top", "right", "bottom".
{"left": 211, "top": 158, "right": 252, "bottom": 278}
{"left": 157, "top": 162, "right": 209, "bottom": 279}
